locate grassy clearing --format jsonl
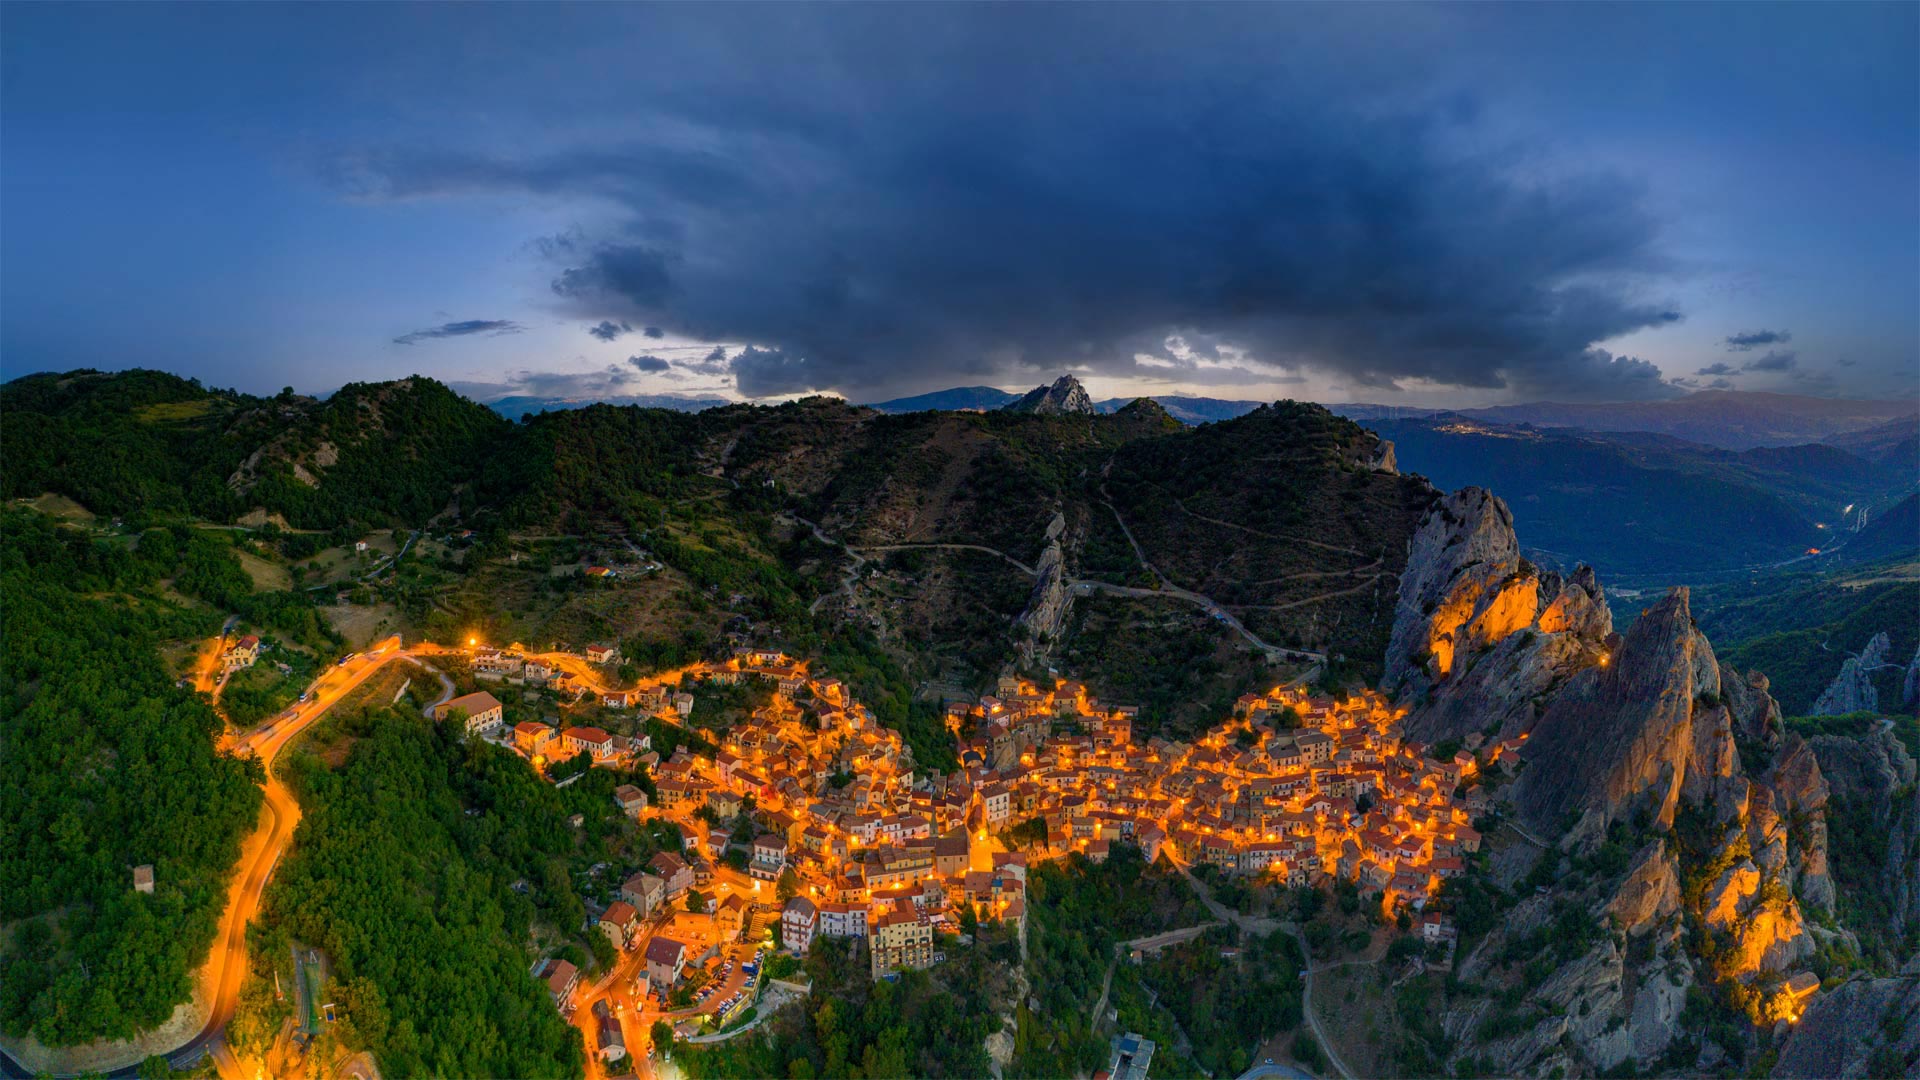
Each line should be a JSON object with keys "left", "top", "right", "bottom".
{"left": 235, "top": 548, "right": 292, "bottom": 591}
{"left": 132, "top": 399, "right": 217, "bottom": 423}
{"left": 322, "top": 602, "right": 400, "bottom": 649}
{"left": 21, "top": 493, "right": 95, "bottom": 524}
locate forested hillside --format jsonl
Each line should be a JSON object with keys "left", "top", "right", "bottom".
{"left": 0, "top": 510, "right": 263, "bottom": 1045}
{"left": 258, "top": 705, "right": 594, "bottom": 1078}
{"left": 1700, "top": 572, "right": 1920, "bottom": 715}
{"left": 3, "top": 371, "right": 1430, "bottom": 748}
{"left": 1, "top": 370, "right": 506, "bottom": 532}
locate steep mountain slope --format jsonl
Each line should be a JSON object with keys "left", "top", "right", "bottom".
{"left": 1832, "top": 492, "right": 1920, "bottom": 566}
{"left": 226, "top": 377, "right": 509, "bottom": 529}
{"left": 1823, "top": 414, "right": 1919, "bottom": 471}
{"left": 1380, "top": 487, "right": 1844, "bottom": 1075}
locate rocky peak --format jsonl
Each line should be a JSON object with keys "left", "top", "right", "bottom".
{"left": 1382, "top": 487, "right": 1611, "bottom": 743}
{"left": 1515, "top": 588, "right": 1735, "bottom": 836}
{"left": 1811, "top": 630, "right": 1891, "bottom": 716}
{"left": 1003, "top": 374, "right": 1094, "bottom": 415}
{"left": 1390, "top": 484, "right": 1839, "bottom": 1072}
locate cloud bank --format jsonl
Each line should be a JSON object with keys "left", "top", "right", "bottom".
{"left": 342, "top": 9, "right": 1694, "bottom": 402}
{"left": 392, "top": 319, "right": 523, "bottom": 345}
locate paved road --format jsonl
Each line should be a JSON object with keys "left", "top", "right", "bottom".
{"left": 1287, "top": 924, "right": 1359, "bottom": 1080}
{"left": 1, "top": 638, "right": 410, "bottom": 1080}
{"left": 790, "top": 506, "right": 1327, "bottom": 666}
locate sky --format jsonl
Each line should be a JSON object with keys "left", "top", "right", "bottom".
{"left": 2, "top": 3, "right": 1915, "bottom": 408}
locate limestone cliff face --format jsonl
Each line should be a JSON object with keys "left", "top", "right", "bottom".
{"left": 1388, "top": 485, "right": 1843, "bottom": 1075}
{"left": 1382, "top": 487, "right": 1611, "bottom": 743}
{"left": 1774, "top": 974, "right": 1920, "bottom": 1079}
{"left": 1514, "top": 590, "right": 1733, "bottom": 837}
{"left": 1016, "top": 534, "right": 1071, "bottom": 662}
{"left": 1812, "top": 631, "right": 1892, "bottom": 716}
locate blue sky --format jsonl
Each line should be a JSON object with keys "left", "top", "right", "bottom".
{"left": 3, "top": 3, "right": 1914, "bottom": 406}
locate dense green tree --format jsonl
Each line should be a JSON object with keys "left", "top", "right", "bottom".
{"left": 0, "top": 510, "right": 262, "bottom": 1045}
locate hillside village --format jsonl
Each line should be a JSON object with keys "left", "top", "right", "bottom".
{"left": 439, "top": 636, "right": 1517, "bottom": 1055}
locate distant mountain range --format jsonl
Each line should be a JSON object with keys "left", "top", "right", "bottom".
{"left": 1369, "top": 414, "right": 1916, "bottom": 580}
{"left": 868, "top": 385, "right": 1917, "bottom": 449}
{"left": 484, "top": 393, "right": 733, "bottom": 420}
{"left": 1441, "top": 390, "right": 1914, "bottom": 451}
{"left": 865, "top": 383, "right": 1271, "bottom": 422}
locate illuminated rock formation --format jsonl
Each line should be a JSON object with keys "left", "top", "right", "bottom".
{"left": 1383, "top": 486, "right": 1611, "bottom": 744}
{"left": 1387, "top": 485, "right": 1838, "bottom": 1075}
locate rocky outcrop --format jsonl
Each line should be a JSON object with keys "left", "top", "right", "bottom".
{"left": 1449, "top": 871, "right": 1695, "bottom": 1075}
{"left": 1905, "top": 641, "right": 1920, "bottom": 709}
{"left": 1369, "top": 438, "right": 1398, "bottom": 473}
{"left": 1384, "top": 485, "right": 1851, "bottom": 1075}
{"left": 1774, "top": 975, "right": 1920, "bottom": 1079}
{"left": 1768, "top": 735, "right": 1835, "bottom": 912}
{"left": 1015, "top": 517, "right": 1072, "bottom": 662}
{"left": 1809, "top": 730, "right": 1920, "bottom": 931}
{"left": 1809, "top": 728, "right": 1915, "bottom": 809}
{"left": 1812, "top": 631, "right": 1891, "bottom": 716}
{"left": 1002, "top": 375, "right": 1094, "bottom": 416}
{"left": 1514, "top": 588, "right": 1738, "bottom": 838}
{"left": 1606, "top": 840, "right": 1681, "bottom": 934}
{"left": 1383, "top": 487, "right": 1611, "bottom": 743}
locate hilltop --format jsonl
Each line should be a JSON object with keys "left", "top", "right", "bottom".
{"left": 1, "top": 369, "right": 1424, "bottom": 740}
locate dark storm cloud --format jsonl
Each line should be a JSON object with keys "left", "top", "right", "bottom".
{"left": 551, "top": 243, "right": 673, "bottom": 306}
{"left": 588, "top": 320, "right": 634, "bottom": 341}
{"left": 1695, "top": 362, "right": 1736, "bottom": 376}
{"left": 392, "top": 318, "right": 523, "bottom": 345}
{"left": 677, "top": 346, "right": 732, "bottom": 376}
{"left": 628, "top": 354, "right": 671, "bottom": 374}
{"left": 1742, "top": 350, "right": 1797, "bottom": 372}
{"left": 338, "top": 10, "right": 1689, "bottom": 401}
{"left": 1724, "top": 329, "right": 1791, "bottom": 352}
{"left": 643, "top": 326, "right": 665, "bottom": 339}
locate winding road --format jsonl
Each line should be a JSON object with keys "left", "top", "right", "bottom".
{"left": 788, "top": 509, "right": 1330, "bottom": 665}
{"left": 1166, "top": 857, "right": 1357, "bottom": 1080}
{"left": 0, "top": 635, "right": 419, "bottom": 1079}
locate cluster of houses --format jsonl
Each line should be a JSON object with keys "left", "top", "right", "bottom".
{"left": 482, "top": 644, "right": 1514, "bottom": 1014}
